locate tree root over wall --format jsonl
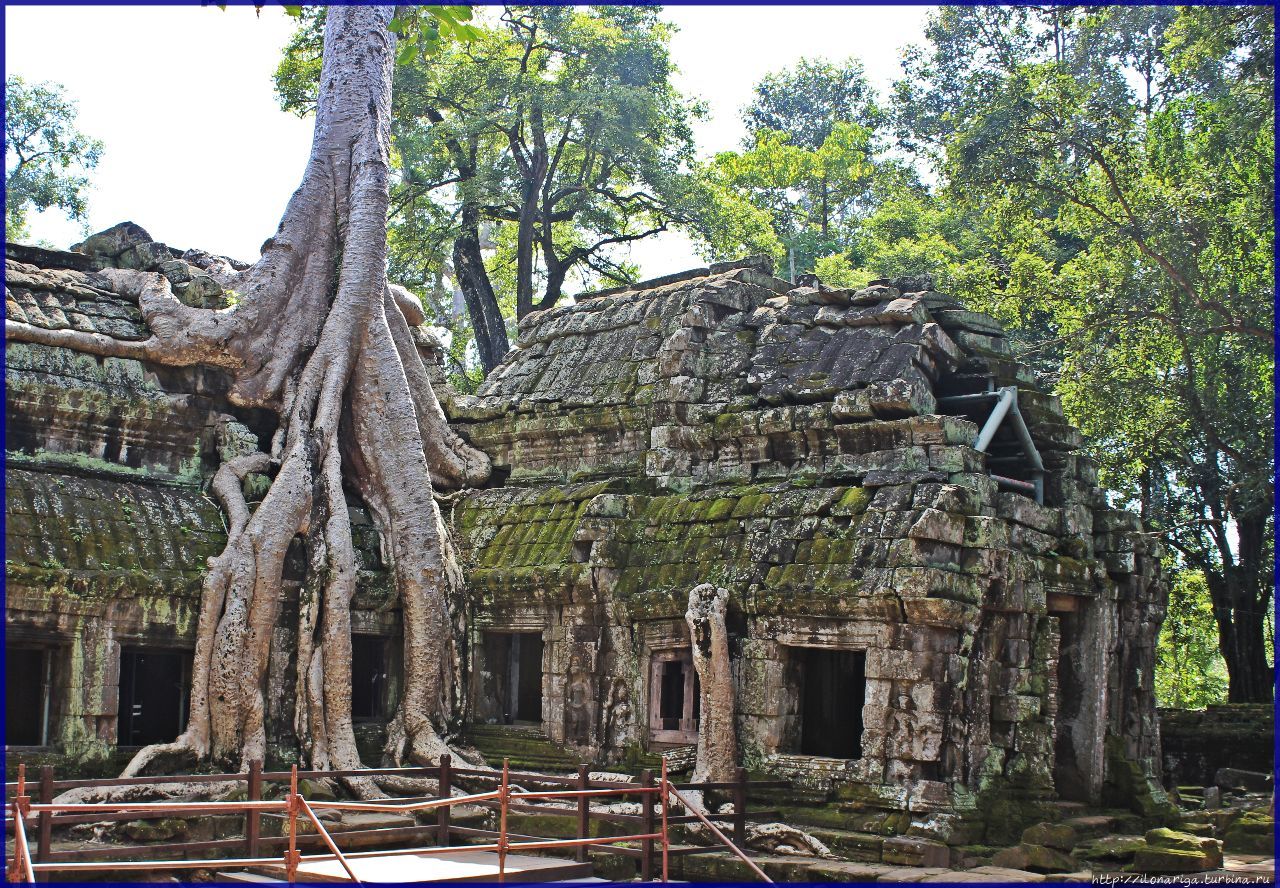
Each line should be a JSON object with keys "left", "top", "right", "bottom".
{"left": 682, "top": 584, "right": 833, "bottom": 858}
{"left": 7, "top": 7, "right": 489, "bottom": 803}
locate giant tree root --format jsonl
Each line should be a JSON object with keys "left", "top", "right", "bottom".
{"left": 52, "top": 780, "right": 244, "bottom": 807}
{"left": 679, "top": 584, "right": 831, "bottom": 857}
{"left": 664, "top": 790, "right": 833, "bottom": 858}
{"left": 7, "top": 6, "right": 489, "bottom": 788}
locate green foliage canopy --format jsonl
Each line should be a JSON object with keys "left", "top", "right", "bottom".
{"left": 277, "top": 5, "right": 703, "bottom": 376}
{"left": 4, "top": 76, "right": 104, "bottom": 241}
{"left": 879, "top": 5, "right": 1274, "bottom": 701}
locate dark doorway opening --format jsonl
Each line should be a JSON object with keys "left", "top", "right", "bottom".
{"left": 1052, "top": 602, "right": 1102, "bottom": 803}
{"left": 648, "top": 650, "right": 699, "bottom": 745}
{"left": 659, "top": 660, "right": 686, "bottom": 729}
{"left": 514, "top": 634, "right": 543, "bottom": 723}
{"left": 351, "top": 636, "right": 388, "bottom": 721}
{"left": 118, "top": 649, "right": 191, "bottom": 747}
{"left": 797, "top": 648, "right": 866, "bottom": 758}
{"left": 6, "top": 647, "right": 50, "bottom": 746}
{"left": 484, "top": 632, "right": 544, "bottom": 725}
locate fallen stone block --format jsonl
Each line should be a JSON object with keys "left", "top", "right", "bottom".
{"left": 1128, "top": 846, "right": 1216, "bottom": 873}
{"left": 990, "top": 842, "right": 1076, "bottom": 873}
{"left": 1021, "top": 820, "right": 1078, "bottom": 850}
{"left": 1216, "top": 767, "right": 1273, "bottom": 794}
{"left": 1223, "top": 811, "right": 1275, "bottom": 853}
{"left": 882, "top": 835, "right": 951, "bottom": 868}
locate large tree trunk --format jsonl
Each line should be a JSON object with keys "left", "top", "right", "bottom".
{"left": 452, "top": 210, "right": 510, "bottom": 373}
{"left": 1211, "top": 509, "right": 1274, "bottom": 703}
{"left": 680, "top": 585, "right": 831, "bottom": 858}
{"left": 685, "top": 584, "right": 738, "bottom": 784}
{"left": 1218, "top": 611, "right": 1272, "bottom": 703}
{"left": 513, "top": 189, "right": 540, "bottom": 320}
{"left": 6, "top": 5, "right": 490, "bottom": 784}
{"left": 512, "top": 104, "right": 548, "bottom": 321}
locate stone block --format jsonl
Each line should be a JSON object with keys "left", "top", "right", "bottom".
{"left": 991, "top": 843, "right": 1075, "bottom": 873}
{"left": 1128, "top": 847, "right": 1216, "bottom": 874}
{"left": 1074, "top": 834, "right": 1146, "bottom": 862}
{"left": 894, "top": 566, "right": 981, "bottom": 604}
{"left": 908, "top": 508, "right": 966, "bottom": 545}
{"left": 1222, "top": 811, "right": 1274, "bottom": 853}
{"left": 997, "top": 493, "right": 1061, "bottom": 534}
{"left": 1215, "top": 766, "right": 1273, "bottom": 793}
{"left": 73, "top": 221, "right": 153, "bottom": 258}
{"left": 903, "top": 598, "right": 981, "bottom": 630}
{"left": 1020, "top": 821, "right": 1076, "bottom": 850}
{"left": 866, "top": 648, "right": 943, "bottom": 682}
{"left": 1142, "top": 828, "right": 1223, "bottom": 868}
{"left": 905, "top": 780, "right": 952, "bottom": 812}
{"left": 882, "top": 836, "right": 950, "bottom": 868}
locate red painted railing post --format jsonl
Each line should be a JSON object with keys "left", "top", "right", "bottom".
{"left": 575, "top": 764, "right": 590, "bottom": 863}
{"left": 36, "top": 766, "right": 52, "bottom": 883}
{"left": 246, "top": 759, "right": 262, "bottom": 860}
{"left": 639, "top": 768, "right": 654, "bottom": 881}
{"left": 10, "top": 765, "right": 31, "bottom": 884}
{"left": 660, "top": 758, "right": 670, "bottom": 882}
{"left": 437, "top": 753, "right": 452, "bottom": 847}
{"left": 285, "top": 764, "right": 300, "bottom": 883}
{"left": 498, "top": 759, "right": 510, "bottom": 883}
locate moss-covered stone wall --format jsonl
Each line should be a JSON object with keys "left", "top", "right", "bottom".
{"left": 447, "top": 259, "right": 1169, "bottom": 838}
{"left": 5, "top": 234, "right": 1168, "bottom": 840}
{"left": 4, "top": 234, "right": 398, "bottom": 773}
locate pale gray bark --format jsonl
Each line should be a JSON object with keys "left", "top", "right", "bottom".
{"left": 683, "top": 584, "right": 832, "bottom": 858}
{"left": 11, "top": 6, "right": 490, "bottom": 793}
{"left": 685, "top": 583, "right": 738, "bottom": 785}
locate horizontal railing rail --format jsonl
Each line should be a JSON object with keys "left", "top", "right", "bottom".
{"left": 5, "top": 754, "right": 778, "bottom": 883}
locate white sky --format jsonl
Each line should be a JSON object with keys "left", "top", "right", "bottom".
{"left": 5, "top": 4, "right": 932, "bottom": 276}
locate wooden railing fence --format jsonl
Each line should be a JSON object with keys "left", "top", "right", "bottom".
{"left": 4, "top": 757, "right": 783, "bottom": 883}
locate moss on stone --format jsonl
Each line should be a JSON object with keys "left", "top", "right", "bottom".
{"left": 1223, "top": 811, "right": 1274, "bottom": 853}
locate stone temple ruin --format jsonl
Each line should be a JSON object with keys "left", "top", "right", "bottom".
{"left": 6, "top": 224, "right": 1172, "bottom": 848}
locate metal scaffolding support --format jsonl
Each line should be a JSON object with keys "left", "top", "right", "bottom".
{"left": 939, "top": 385, "right": 1045, "bottom": 504}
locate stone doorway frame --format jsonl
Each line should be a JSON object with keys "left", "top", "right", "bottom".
{"left": 647, "top": 648, "right": 699, "bottom": 745}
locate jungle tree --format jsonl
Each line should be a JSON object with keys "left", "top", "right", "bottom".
{"left": 4, "top": 76, "right": 104, "bottom": 241}
{"left": 892, "top": 5, "right": 1275, "bottom": 700}
{"left": 278, "top": 5, "right": 702, "bottom": 374}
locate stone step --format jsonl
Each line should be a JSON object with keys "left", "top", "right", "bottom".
{"left": 466, "top": 723, "right": 548, "bottom": 738}
{"left": 463, "top": 726, "right": 581, "bottom": 774}
{"left": 748, "top": 784, "right": 830, "bottom": 808}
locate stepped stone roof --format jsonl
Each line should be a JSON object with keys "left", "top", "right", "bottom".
{"left": 5, "top": 230, "right": 1168, "bottom": 832}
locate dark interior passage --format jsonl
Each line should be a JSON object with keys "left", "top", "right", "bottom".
{"left": 798, "top": 648, "right": 866, "bottom": 758}
{"left": 659, "top": 659, "right": 686, "bottom": 729}
{"left": 648, "top": 650, "right": 700, "bottom": 743}
{"left": 514, "top": 632, "right": 543, "bottom": 723}
{"left": 483, "top": 632, "right": 544, "bottom": 724}
{"left": 351, "top": 635, "right": 388, "bottom": 720}
{"left": 118, "top": 648, "right": 190, "bottom": 746}
{"left": 6, "top": 647, "right": 47, "bottom": 746}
